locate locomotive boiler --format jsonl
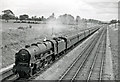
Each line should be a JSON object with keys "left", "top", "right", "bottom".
{"left": 12, "top": 27, "right": 100, "bottom": 78}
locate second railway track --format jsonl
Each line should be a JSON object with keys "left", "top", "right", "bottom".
{"left": 86, "top": 29, "right": 106, "bottom": 81}
{"left": 59, "top": 27, "right": 106, "bottom": 81}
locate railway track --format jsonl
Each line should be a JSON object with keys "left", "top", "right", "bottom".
{"left": 59, "top": 27, "right": 106, "bottom": 81}
{"left": 86, "top": 30, "right": 106, "bottom": 81}
{"left": 0, "top": 64, "right": 17, "bottom": 81}
{"left": 1, "top": 61, "right": 54, "bottom": 81}
{"left": 1, "top": 28, "right": 100, "bottom": 81}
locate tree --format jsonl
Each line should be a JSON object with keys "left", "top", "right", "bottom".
{"left": 2, "top": 9, "right": 15, "bottom": 22}
{"left": 15, "top": 16, "right": 18, "bottom": 21}
{"left": 110, "top": 20, "right": 117, "bottom": 24}
{"left": 31, "top": 16, "right": 37, "bottom": 21}
{"left": 76, "top": 16, "right": 81, "bottom": 25}
{"left": 118, "top": 20, "right": 120, "bottom": 23}
{"left": 19, "top": 14, "right": 29, "bottom": 21}
{"left": 110, "top": 20, "right": 117, "bottom": 28}
{"left": 41, "top": 16, "right": 46, "bottom": 21}
{"left": 47, "top": 13, "right": 56, "bottom": 22}
{"left": 2, "top": 14, "right": 10, "bottom": 22}
{"left": 38, "top": 17, "right": 42, "bottom": 21}
{"left": 58, "top": 14, "right": 75, "bottom": 25}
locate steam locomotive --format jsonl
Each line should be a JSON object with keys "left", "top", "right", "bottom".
{"left": 12, "top": 27, "right": 100, "bottom": 78}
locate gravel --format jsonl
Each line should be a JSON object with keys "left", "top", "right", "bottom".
{"left": 108, "top": 25, "right": 118, "bottom": 80}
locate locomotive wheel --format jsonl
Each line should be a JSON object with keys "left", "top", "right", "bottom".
{"left": 52, "top": 54, "right": 55, "bottom": 62}
{"left": 32, "top": 64, "right": 37, "bottom": 74}
{"left": 47, "top": 56, "right": 52, "bottom": 64}
{"left": 55, "top": 56, "right": 58, "bottom": 60}
{"left": 29, "top": 68, "right": 33, "bottom": 77}
{"left": 56, "top": 55, "right": 60, "bottom": 59}
{"left": 44, "top": 60, "right": 48, "bottom": 67}
{"left": 50, "top": 58, "right": 53, "bottom": 64}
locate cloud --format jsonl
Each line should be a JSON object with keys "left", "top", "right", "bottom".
{"left": 0, "top": 0, "right": 118, "bottom": 21}
{"left": 80, "top": 0, "right": 119, "bottom": 3}
{"left": 87, "top": 2, "right": 118, "bottom": 15}
{"left": 88, "top": 2, "right": 118, "bottom": 8}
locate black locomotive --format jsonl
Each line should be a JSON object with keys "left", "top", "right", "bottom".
{"left": 12, "top": 27, "right": 100, "bottom": 78}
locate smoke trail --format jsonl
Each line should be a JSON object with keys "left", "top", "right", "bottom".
{"left": 45, "top": 19, "right": 67, "bottom": 37}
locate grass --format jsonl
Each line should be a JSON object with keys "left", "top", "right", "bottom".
{"left": 1, "top": 20, "right": 87, "bottom": 68}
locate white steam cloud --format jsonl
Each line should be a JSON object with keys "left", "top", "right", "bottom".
{"left": 46, "top": 19, "right": 68, "bottom": 37}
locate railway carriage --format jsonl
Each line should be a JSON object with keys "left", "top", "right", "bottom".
{"left": 84, "top": 29, "right": 90, "bottom": 37}
{"left": 78, "top": 31, "right": 85, "bottom": 41}
{"left": 12, "top": 27, "right": 100, "bottom": 78}
{"left": 89, "top": 28, "right": 94, "bottom": 34}
{"left": 69, "top": 34, "right": 79, "bottom": 46}
{"left": 63, "top": 34, "right": 79, "bottom": 49}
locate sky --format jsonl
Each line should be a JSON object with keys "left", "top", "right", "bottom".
{"left": 0, "top": 0, "right": 119, "bottom": 21}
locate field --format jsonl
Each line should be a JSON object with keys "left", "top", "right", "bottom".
{"left": 0, "top": 19, "right": 87, "bottom": 69}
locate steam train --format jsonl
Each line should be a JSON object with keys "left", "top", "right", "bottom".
{"left": 12, "top": 27, "right": 100, "bottom": 78}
